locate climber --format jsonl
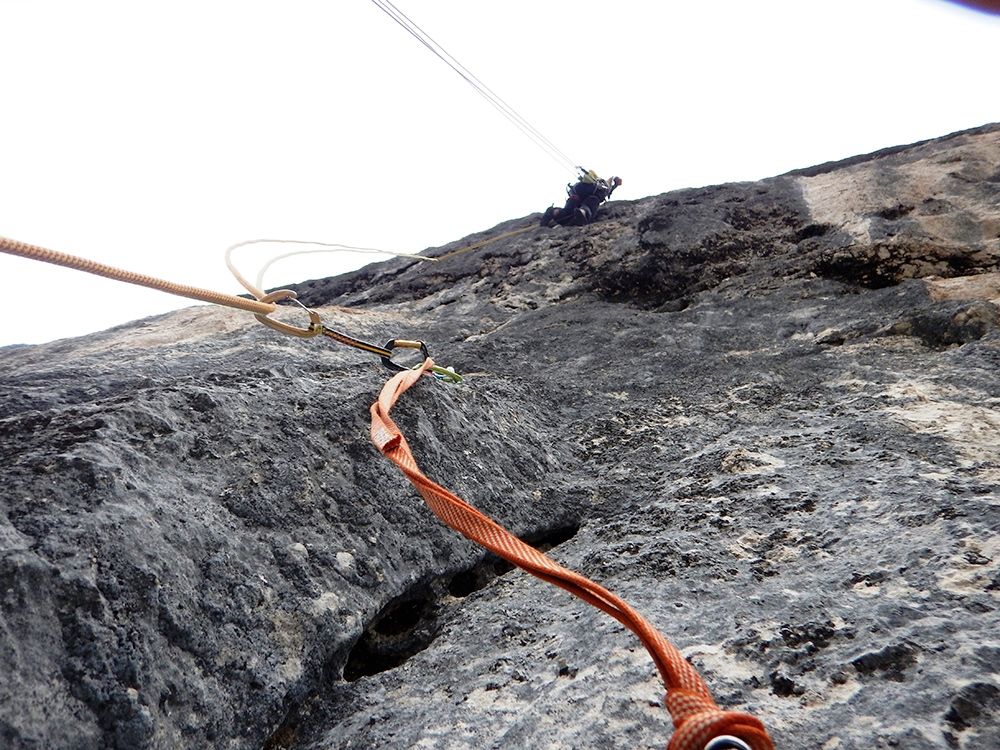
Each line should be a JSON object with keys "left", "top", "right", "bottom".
{"left": 540, "top": 169, "right": 622, "bottom": 227}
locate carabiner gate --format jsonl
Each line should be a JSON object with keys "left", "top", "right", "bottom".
{"left": 381, "top": 339, "right": 463, "bottom": 383}
{"left": 380, "top": 339, "right": 430, "bottom": 372}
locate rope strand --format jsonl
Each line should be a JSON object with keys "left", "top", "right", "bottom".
{"left": 0, "top": 235, "right": 277, "bottom": 316}
{"left": 371, "top": 0, "right": 578, "bottom": 174}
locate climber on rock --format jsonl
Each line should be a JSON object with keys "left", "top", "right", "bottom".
{"left": 540, "top": 169, "right": 622, "bottom": 228}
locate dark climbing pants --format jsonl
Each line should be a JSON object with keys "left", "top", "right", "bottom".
{"left": 554, "top": 195, "right": 600, "bottom": 226}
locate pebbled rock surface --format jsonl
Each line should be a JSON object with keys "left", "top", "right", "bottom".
{"left": 2, "top": 123, "right": 1000, "bottom": 750}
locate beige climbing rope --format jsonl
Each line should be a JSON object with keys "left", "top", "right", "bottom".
{"left": 0, "top": 235, "right": 283, "bottom": 315}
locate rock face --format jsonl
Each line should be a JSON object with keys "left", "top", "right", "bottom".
{"left": 2, "top": 123, "right": 1000, "bottom": 750}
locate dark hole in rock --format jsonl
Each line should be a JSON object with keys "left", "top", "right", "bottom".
{"left": 795, "top": 223, "right": 832, "bottom": 241}
{"left": 449, "top": 524, "right": 580, "bottom": 599}
{"left": 343, "top": 523, "right": 580, "bottom": 682}
{"left": 261, "top": 721, "right": 296, "bottom": 750}
{"left": 372, "top": 599, "right": 427, "bottom": 636}
{"left": 343, "top": 627, "right": 420, "bottom": 682}
{"left": 447, "top": 564, "right": 493, "bottom": 599}
{"left": 770, "top": 672, "right": 799, "bottom": 697}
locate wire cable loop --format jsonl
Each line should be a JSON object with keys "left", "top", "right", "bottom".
{"left": 252, "top": 294, "right": 324, "bottom": 339}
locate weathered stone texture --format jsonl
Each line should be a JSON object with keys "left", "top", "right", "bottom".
{"left": 2, "top": 123, "right": 999, "bottom": 750}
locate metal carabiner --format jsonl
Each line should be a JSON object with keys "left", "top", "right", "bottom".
{"left": 380, "top": 339, "right": 463, "bottom": 383}
{"left": 253, "top": 291, "right": 323, "bottom": 339}
{"left": 380, "top": 339, "right": 431, "bottom": 372}
{"left": 704, "top": 737, "right": 752, "bottom": 750}
{"left": 250, "top": 300, "right": 462, "bottom": 382}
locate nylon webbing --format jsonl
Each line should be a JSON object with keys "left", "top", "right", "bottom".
{"left": 370, "top": 359, "right": 774, "bottom": 750}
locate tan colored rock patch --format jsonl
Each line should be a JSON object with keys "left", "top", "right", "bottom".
{"left": 925, "top": 272, "right": 1000, "bottom": 305}
{"left": 884, "top": 380, "right": 1000, "bottom": 467}
{"left": 798, "top": 129, "right": 1000, "bottom": 256}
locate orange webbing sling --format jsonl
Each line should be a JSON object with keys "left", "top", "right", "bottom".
{"left": 370, "top": 360, "right": 774, "bottom": 750}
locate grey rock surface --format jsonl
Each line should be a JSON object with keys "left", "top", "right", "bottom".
{"left": 2, "top": 123, "right": 1000, "bottom": 750}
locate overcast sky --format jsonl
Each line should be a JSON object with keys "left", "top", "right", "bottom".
{"left": 1, "top": 0, "right": 998, "bottom": 347}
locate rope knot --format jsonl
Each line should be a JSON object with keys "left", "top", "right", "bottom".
{"left": 665, "top": 690, "right": 773, "bottom": 750}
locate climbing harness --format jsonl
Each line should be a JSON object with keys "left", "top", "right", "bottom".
{"left": 539, "top": 168, "right": 622, "bottom": 228}
{"left": 371, "top": 359, "right": 775, "bottom": 750}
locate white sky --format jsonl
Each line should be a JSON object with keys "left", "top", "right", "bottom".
{"left": 1, "top": 0, "right": 998, "bottom": 347}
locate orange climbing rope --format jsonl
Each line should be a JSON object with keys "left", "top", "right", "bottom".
{"left": 370, "top": 359, "right": 775, "bottom": 750}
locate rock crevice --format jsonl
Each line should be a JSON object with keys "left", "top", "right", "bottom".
{"left": 3, "top": 123, "right": 1000, "bottom": 750}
